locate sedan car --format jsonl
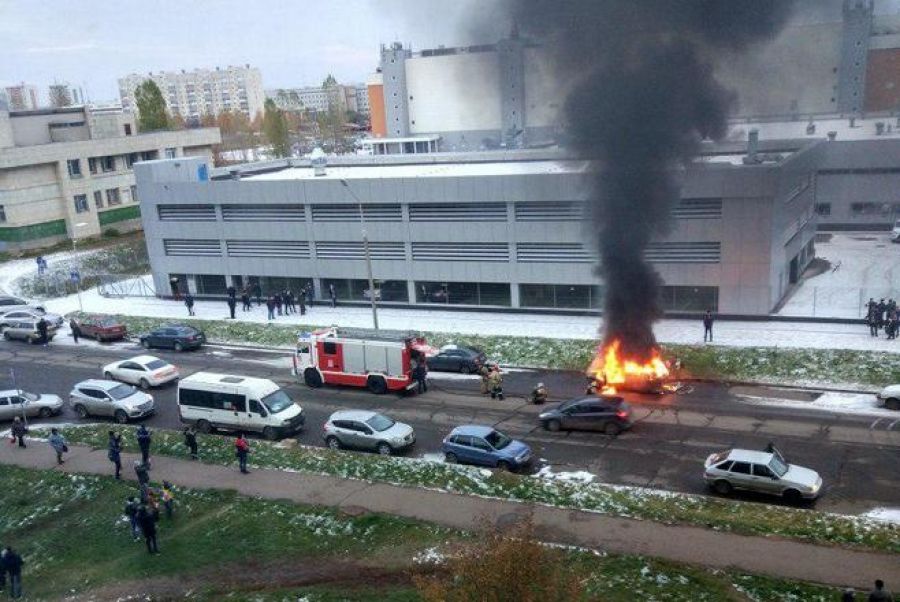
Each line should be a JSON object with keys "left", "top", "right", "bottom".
{"left": 0, "top": 389, "right": 64, "bottom": 420}
{"left": 703, "top": 448, "right": 822, "bottom": 503}
{"left": 442, "top": 425, "right": 532, "bottom": 471}
{"left": 323, "top": 410, "right": 415, "bottom": 455}
{"left": 139, "top": 325, "right": 206, "bottom": 352}
{"left": 539, "top": 395, "right": 632, "bottom": 435}
{"left": 70, "top": 315, "right": 127, "bottom": 342}
{"left": 876, "top": 384, "right": 900, "bottom": 410}
{"left": 69, "top": 379, "right": 155, "bottom": 424}
{"left": 0, "top": 296, "right": 44, "bottom": 315}
{"left": 0, "top": 308, "right": 64, "bottom": 329}
{"left": 103, "top": 355, "right": 179, "bottom": 389}
{"left": 427, "top": 344, "right": 487, "bottom": 374}
{"left": 1, "top": 319, "right": 57, "bottom": 344}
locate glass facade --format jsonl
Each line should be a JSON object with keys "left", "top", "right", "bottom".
{"left": 520, "top": 284, "right": 602, "bottom": 309}
{"left": 321, "top": 279, "right": 409, "bottom": 302}
{"left": 248, "top": 276, "right": 312, "bottom": 296}
{"left": 416, "top": 281, "right": 511, "bottom": 306}
{"left": 195, "top": 274, "right": 227, "bottom": 296}
{"left": 659, "top": 286, "right": 718, "bottom": 312}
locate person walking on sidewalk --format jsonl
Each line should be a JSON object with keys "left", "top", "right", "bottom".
{"left": 124, "top": 496, "right": 142, "bottom": 541}
{"left": 183, "top": 426, "right": 198, "bottom": 460}
{"left": 703, "top": 309, "right": 714, "bottom": 342}
{"left": 48, "top": 428, "right": 67, "bottom": 464}
{"left": 234, "top": 433, "right": 250, "bottom": 474}
{"left": 134, "top": 460, "right": 150, "bottom": 489}
{"left": 266, "top": 296, "right": 276, "bottom": 321}
{"left": 253, "top": 282, "right": 262, "bottom": 306}
{"left": 869, "top": 579, "right": 894, "bottom": 602}
{"left": 414, "top": 358, "right": 428, "bottom": 394}
{"left": 275, "top": 292, "right": 283, "bottom": 316}
{"left": 1, "top": 547, "right": 24, "bottom": 599}
{"left": 107, "top": 430, "right": 122, "bottom": 479}
{"left": 137, "top": 503, "right": 160, "bottom": 554}
{"left": 184, "top": 293, "right": 195, "bottom": 316}
{"left": 241, "top": 288, "right": 251, "bottom": 312}
{"left": 70, "top": 318, "right": 80, "bottom": 343}
{"left": 11, "top": 417, "right": 27, "bottom": 448}
{"left": 136, "top": 424, "right": 152, "bottom": 467}
{"left": 227, "top": 295, "right": 237, "bottom": 319}
{"left": 37, "top": 317, "right": 49, "bottom": 346}
{"left": 329, "top": 284, "right": 337, "bottom": 308}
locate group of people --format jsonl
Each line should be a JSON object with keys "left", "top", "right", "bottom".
{"left": 479, "top": 363, "right": 505, "bottom": 400}
{"left": 843, "top": 580, "right": 895, "bottom": 601}
{"left": 0, "top": 547, "right": 25, "bottom": 599}
{"left": 865, "top": 298, "right": 899, "bottom": 339}
{"left": 182, "top": 283, "right": 331, "bottom": 320}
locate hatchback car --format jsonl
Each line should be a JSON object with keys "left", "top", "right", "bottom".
{"left": 323, "top": 410, "right": 415, "bottom": 455}
{"left": 427, "top": 345, "right": 487, "bottom": 374}
{"left": 139, "top": 325, "right": 206, "bottom": 352}
{"left": 71, "top": 315, "right": 128, "bottom": 342}
{"left": 876, "top": 384, "right": 900, "bottom": 410}
{"left": 0, "top": 308, "right": 64, "bottom": 329}
{"left": 703, "top": 448, "right": 823, "bottom": 503}
{"left": 0, "top": 389, "right": 64, "bottom": 420}
{"left": 69, "top": 379, "right": 155, "bottom": 423}
{"left": 1, "top": 319, "right": 58, "bottom": 344}
{"left": 442, "top": 425, "right": 532, "bottom": 471}
{"left": 103, "top": 355, "right": 179, "bottom": 389}
{"left": 539, "top": 395, "right": 632, "bottom": 435}
{"left": 0, "top": 296, "right": 43, "bottom": 315}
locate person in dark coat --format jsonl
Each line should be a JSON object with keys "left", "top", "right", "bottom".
{"left": 70, "top": 318, "right": 80, "bottom": 343}
{"left": 299, "top": 294, "right": 306, "bottom": 316}
{"left": 702, "top": 310, "right": 714, "bottom": 342}
{"left": 329, "top": 284, "right": 337, "bottom": 308}
{"left": 226, "top": 285, "right": 236, "bottom": 300}
{"left": 252, "top": 282, "right": 262, "bottom": 306}
{"left": 235, "top": 433, "right": 250, "bottom": 474}
{"left": 184, "top": 293, "right": 195, "bottom": 316}
{"left": 124, "top": 496, "right": 142, "bottom": 540}
{"left": 107, "top": 430, "right": 122, "bottom": 479}
{"left": 266, "top": 296, "right": 276, "bottom": 320}
{"left": 869, "top": 579, "right": 894, "bottom": 602}
{"left": 134, "top": 460, "right": 150, "bottom": 487}
{"left": 241, "top": 288, "right": 251, "bottom": 311}
{"left": 305, "top": 285, "right": 313, "bottom": 307}
{"left": 137, "top": 504, "right": 160, "bottom": 554}
{"left": 136, "top": 424, "right": 152, "bottom": 466}
{"left": 183, "top": 426, "right": 198, "bottom": 460}
{"left": 283, "top": 290, "right": 292, "bottom": 315}
{"left": 1, "top": 547, "right": 24, "bottom": 599}
{"left": 11, "top": 416, "right": 27, "bottom": 448}
{"left": 275, "top": 292, "right": 283, "bottom": 316}
{"left": 414, "top": 358, "right": 428, "bottom": 394}
{"left": 37, "top": 317, "right": 49, "bottom": 345}
{"left": 227, "top": 295, "right": 237, "bottom": 319}
{"left": 48, "top": 428, "right": 67, "bottom": 464}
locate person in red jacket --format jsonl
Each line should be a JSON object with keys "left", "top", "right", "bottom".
{"left": 234, "top": 433, "right": 250, "bottom": 474}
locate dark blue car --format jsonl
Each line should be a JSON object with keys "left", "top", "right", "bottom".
{"left": 139, "top": 324, "right": 206, "bottom": 352}
{"left": 442, "top": 425, "right": 532, "bottom": 471}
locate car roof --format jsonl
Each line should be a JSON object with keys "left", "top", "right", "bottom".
{"left": 726, "top": 449, "right": 773, "bottom": 464}
{"left": 125, "top": 355, "right": 163, "bottom": 364}
{"left": 76, "top": 379, "right": 127, "bottom": 390}
{"left": 159, "top": 324, "right": 197, "bottom": 331}
{"left": 562, "top": 395, "right": 624, "bottom": 406}
{"left": 451, "top": 425, "right": 494, "bottom": 437}
{"left": 330, "top": 410, "right": 378, "bottom": 422}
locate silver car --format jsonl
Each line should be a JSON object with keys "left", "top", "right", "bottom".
{"left": 0, "top": 308, "right": 64, "bottom": 329}
{"left": 0, "top": 389, "right": 64, "bottom": 420}
{"left": 323, "top": 410, "right": 415, "bottom": 455}
{"left": 703, "top": 448, "right": 823, "bottom": 503}
{"left": 2, "top": 318, "right": 58, "bottom": 343}
{"left": 0, "top": 296, "right": 44, "bottom": 315}
{"left": 69, "top": 379, "right": 155, "bottom": 424}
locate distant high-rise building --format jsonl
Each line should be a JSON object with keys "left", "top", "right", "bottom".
{"left": 118, "top": 64, "right": 265, "bottom": 123}
{"left": 355, "top": 83, "right": 370, "bottom": 116}
{"left": 267, "top": 82, "right": 361, "bottom": 117}
{"left": 4, "top": 83, "right": 39, "bottom": 111}
{"left": 48, "top": 83, "right": 81, "bottom": 108}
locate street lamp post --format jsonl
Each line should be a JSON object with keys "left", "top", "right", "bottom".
{"left": 71, "top": 222, "right": 88, "bottom": 313}
{"left": 339, "top": 179, "right": 379, "bottom": 330}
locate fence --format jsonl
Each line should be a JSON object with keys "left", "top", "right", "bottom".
{"left": 98, "top": 275, "right": 157, "bottom": 298}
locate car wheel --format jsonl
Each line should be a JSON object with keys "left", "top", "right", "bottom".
{"left": 38, "top": 407, "right": 52, "bottom": 419}
{"left": 174, "top": 342, "right": 184, "bottom": 352}
{"left": 139, "top": 378, "right": 150, "bottom": 390}
{"left": 783, "top": 489, "right": 802, "bottom": 504}
{"left": 604, "top": 422, "right": 622, "bottom": 436}
{"left": 304, "top": 368, "right": 323, "bottom": 388}
{"left": 444, "top": 452, "right": 458, "bottom": 464}
{"left": 886, "top": 398, "right": 900, "bottom": 411}
{"left": 196, "top": 419, "right": 212, "bottom": 434}
{"left": 104, "top": 371, "right": 113, "bottom": 380}
{"left": 545, "top": 419, "right": 561, "bottom": 432}
{"left": 326, "top": 436, "right": 342, "bottom": 450}
{"left": 376, "top": 442, "right": 393, "bottom": 456}
{"left": 114, "top": 410, "right": 129, "bottom": 424}
{"left": 74, "top": 404, "right": 89, "bottom": 419}
{"left": 460, "top": 364, "right": 472, "bottom": 375}
{"left": 141, "top": 339, "right": 150, "bottom": 349}
{"left": 497, "top": 460, "right": 513, "bottom": 472}
{"left": 2, "top": 332, "right": 9, "bottom": 340}
{"left": 262, "top": 427, "right": 278, "bottom": 441}
{"left": 713, "top": 480, "right": 732, "bottom": 496}
{"left": 367, "top": 376, "right": 388, "bottom": 395}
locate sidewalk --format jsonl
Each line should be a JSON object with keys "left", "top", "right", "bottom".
{"left": 2, "top": 442, "right": 896, "bottom": 590}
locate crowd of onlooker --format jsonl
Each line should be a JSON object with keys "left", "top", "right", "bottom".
{"left": 865, "top": 298, "right": 898, "bottom": 339}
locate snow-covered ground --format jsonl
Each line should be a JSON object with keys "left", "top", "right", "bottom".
{"left": 862, "top": 507, "right": 900, "bottom": 524}
{"left": 735, "top": 390, "right": 899, "bottom": 419}
{"left": 779, "top": 233, "right": 900, "bottom": 319}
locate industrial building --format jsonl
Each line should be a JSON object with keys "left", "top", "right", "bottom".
{"left": 135, "top": 139, "right": 821, "bottom": 316}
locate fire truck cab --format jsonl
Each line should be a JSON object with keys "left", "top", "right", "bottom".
{"left": 293, "top": 327, "right": 433, "bottom": 394}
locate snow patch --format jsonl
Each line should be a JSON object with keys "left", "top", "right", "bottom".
{"left": 862, "top": 507, "right": 900, "bottom": 524}
{"left": 535, "top": 465, "right": 596, "bottom": 484}
{"left": 737, "top": 391, "right": 899, "bottom": 418}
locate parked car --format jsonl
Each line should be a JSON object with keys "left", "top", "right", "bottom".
{"left": 0, "top": 308, "right": 64, "bottom": 329}
{"left": 539, "top": 395, "right": 632, "bottom": 435}
{"left": 876, "top": 384, "right": 900, "bottom": 410}
{"left": 70, "top": 315, "right": 127, "bottom": 342}
{"left": 103, "top": 355, "right": 179, "bottom": 389}
{"left": 891, "top": 219, "right": 900, "bottom": 243}
{"left": 703, "top": 447, "right": 822, "bottom": 503}
{"left": 139, "top": 324, "right": 206, "bottom": 352}
{"left": 427, "top": 344, "right": 487, "bottom": 374}
{"left": 0, "top": 296, "right": 43, "bottom": 315}
{"left": 1, "top": 318, "right": 58, "bottom": 344}
{"left": 0, "top": 389, "right": 64, "bottom": 420}
{"left": 323, "top": 410, "right": 415, "bottom": 455}
{"left": 442, "top": 425, "right": 532, "bottom": 471}
{"left": 69, "top": 379, "right": 155, "bottom": 423}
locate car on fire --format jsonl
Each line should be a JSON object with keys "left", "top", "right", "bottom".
{"left": 876, "top": 384, "right": 900, "bottom": 410}
{"left": 427, "top": 344, "right": 486, "bottom": 374}
{"left": 539, "top": 395, "right": 632, "bottom": 435}
{"left": 703, "top": 447, "right": 822, "bottom": 503}
{"left": 442, "top": 425, "right": 532, "bottom": 471}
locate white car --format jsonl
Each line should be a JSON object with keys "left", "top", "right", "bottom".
{"left": 103, "top": 355, "right": 180, "bottom": 389}
{"left": 891, "top": 219, "right": 900, "bottom": 243}
{"left": 0, "top": 308, "right": 65, "bottom": 329}
{"left": 876, "top": 384, "right": 900, "bottom": 410}
{"left": 0, "top": 389, "right": 64, "bottom": 420}
{"left": 703, "top": 448, "right": 823, "bottom": 503}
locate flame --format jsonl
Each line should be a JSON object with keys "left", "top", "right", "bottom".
{"left": 587, "top": 339, "right": 669, "bottom": 391}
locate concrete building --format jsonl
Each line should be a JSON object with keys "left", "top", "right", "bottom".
{"left": 118, "top": 65, "right": 265, "bottom": 123}
{"left": 135, "top": 142, "right": 820, "bottom": 316}
{"left": 48, "top": 83, "right": 83, "bottom": 108}
{"left": 0, "top": 104, "right": 220, "bottom": 252}
{"left": 4, "top": 84, "right": 39, "bottom": 112}
{"left": 355, "top": 83, "right": 370, "bottom": 116}
{"left": 267, "top": 83, "right": 361, "bottom": 117}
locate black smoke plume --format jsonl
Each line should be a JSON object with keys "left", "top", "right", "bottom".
{"left": 507, "top": 1, "right": 795, "bottom": 359}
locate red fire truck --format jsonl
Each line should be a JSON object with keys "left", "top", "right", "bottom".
{"left": 292, "top": 327, "right": 435, "bottom": 394}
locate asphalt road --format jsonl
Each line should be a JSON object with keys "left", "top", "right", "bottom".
{"left": 2, "top": 337, "right": 898, "bottom": 515}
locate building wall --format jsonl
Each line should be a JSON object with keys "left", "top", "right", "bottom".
{"left": 864, "top": 48, "right": 900, "bottom": 111}
{"left": 382, "top": 44, "right": 412, "bottom": 137}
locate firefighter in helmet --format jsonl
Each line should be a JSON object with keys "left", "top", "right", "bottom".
{"left": 478, "top": 362, "right": 492, "bottom": 395}
{"left": 531, "top": 382, "right": 548, "bottom": 405}
{"left": 487, "top": 366, "right": 504, "bottom": 400}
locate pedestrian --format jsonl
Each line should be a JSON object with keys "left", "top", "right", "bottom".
{"left": 289, "top": 290, "right": 297, "bottom": 313}
{"left": 703, "top": 309, "right": 714, "bottom": 342}
{"left": 479, "top": 364, "right": 491, "bottom": 395}
{"left": 136, "top": 424, "right": 152, "bottom": 467}
{"left": 868, "top": 306, "right": 879, "bottom": 337}
{"left": 48, "top": 428, "right": 67, "bottom": 464}
{"left": 107, "top": 430, "right": 122, "bottom": 479}
{"left": 161, "top": 481, "right": 175, "bottom": 519}
{"left": 305, "top": 285, "right": 313, "bottom": 307}
{"left": 11, "top": 417, "right": 27, "bottom": 448}
{"left": 275, "top": 292, "right": 283, "bottom": 316}
{"left": 283, "top": 290, "right": 292, "bottom": 315}
{"left": 241, "top": 288, "right": 251, "bottom": 311}
{"left": 0, "top": 546, "right": 6, "bottom": 594}
{"left": 69, "top": 318, "right": 80, "bottom": 343}
{"left": 869, "top": 579, "right": 894, "bottom": 602}
{"left": 226, "top": 285, "right": 236, "bottom": 300}
{"left": 124, "top": 496, "right": 142, "bottom": 540}
{"left": 37, "top": 316, "right": 49, "bottom": 345}
{"left": 137, "top": 503, "right": 160, "bottom": 554}
{"left": 183, "top": 426, "right": 198, "bottom": 460}
{"left": 234, "top": 433, "right": 250, "bottom": 474}
{"left": 842, "top": 589, "right": 856, "bottom": 602}
{"left": 266, "top": 296, "right": 276, "bottom": 320}
{"left": 414, "top": 358, "right": 428, "bottom": 394}
{"left": 184, "top": 293, "right": 195, "bottom": 316}
{"left": 329, "top": 284, "right": 337, "bottom": 308}
{"left": 36, "top": 255, "right": 44, "bottom": 276}
{"left": 488, "top": 367, "right": 504, "bottom": 400}
{"left": 227, "top": 295, "right": 237, "bottom": 320}
{"left": 252, "top": 282, "right": 262, "bottom": 306}
{"left": 134, "top": 460, "right": 150, "bottom": 487}
{"left": 299, "top": 294, "right": 306, "bottom": 316}
{"left": 1, "top": 547, "right": 23, "bottom": 599}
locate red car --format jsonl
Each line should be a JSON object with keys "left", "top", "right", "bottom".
{"left": 71, "top": 315, "right": 128, "bottom": 342}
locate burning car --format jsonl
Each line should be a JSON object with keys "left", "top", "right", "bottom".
{"left": 586, "top": 339, "right": 670, "bottom": 394}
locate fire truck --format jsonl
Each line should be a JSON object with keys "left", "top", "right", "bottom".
{"left": 292, "top": 327, "right": 435, "bottom": 394}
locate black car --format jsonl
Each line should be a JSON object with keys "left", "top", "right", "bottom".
{"left": 538, "top": 395, "right": 633, "bottom": 435}
{"left": 427, "top": 345, "right": 487, "bottom": 374}
{"left": 139, "top": 325, "right": 206, "bottom": 352}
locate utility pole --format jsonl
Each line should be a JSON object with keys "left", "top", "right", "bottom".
{"left": 339, "top": 179, "right": 379, "bottom": 330}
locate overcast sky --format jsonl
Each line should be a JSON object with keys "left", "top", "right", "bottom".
{"left": 1, "top": 0, "right": 898, "bottom": 104}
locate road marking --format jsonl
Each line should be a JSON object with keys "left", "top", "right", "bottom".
{"left": 888, "top": 419, "right": 900, "bottom": 431}
{"left": 869, "top": 418, "right": 884, "bottom": 430}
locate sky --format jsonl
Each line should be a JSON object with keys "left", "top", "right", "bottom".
{"left": 1, "top": 0, "right": 899, "bottom": 105}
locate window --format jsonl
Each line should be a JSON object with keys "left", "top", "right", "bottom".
{"left": 659, "top": 286, "right": 718, "bottom": 313}
{"left": 165, "top": 147, "right": 177, "bottom": 159}
{"left": 125, "top": 153, "right": 139, "bottom": 169}
{"left": 88, "top": 157, "right": 98, "bottom": 174}
{"left": 130, "top": 185, "right": 138, "bottom": 203}
{"left": 93, "top": 190, "right": 104, "bottom": 209}
{"left": 124, "top": 123, "right": 132, "bottom": 136}
{"left": 106, "top": 188, "right": 121, "bottom": 206}
{"left": 0, "top": 205, "right": 6, "bottom": 223}
{"left": 100, "top": 156, "right": 116, "bottom": 172}
{"left": 416, "top": 281, "right": 511, "bottom": 307}
{"left": 729, "top": 462, "right": 752, "bottom": 475}
{"left": 850, "top": 202, "right": 890, "bottom": 216}
{"left": 141, "top": 150, "right": 158, "bottom": 161}
{"left": 815, "top": 203, "right": 831, "bottom": 217}
{"left": 753, "top": 464, "right": 775, "bottom": 478}
{"left": 520, "top": 284, "right": 602, "bottom": 309}
{"left": 67, "top": 159, "right": 82, "bottom": 178}
{"left": 323, "top": 342, "right": 338, "bottom": 355}
{"left": 74, "top": 194, "right": 89, "bottom": 213}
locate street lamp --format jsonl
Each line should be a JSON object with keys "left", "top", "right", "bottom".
{"left": 71, "top": 221, "right": 88, "bottom": 313}
{"left": 339, "top": 178, "right": 379, "bottom": 330}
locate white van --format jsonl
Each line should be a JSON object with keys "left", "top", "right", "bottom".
{"left": 177, "top": 372, "right": 304, "bottom": 440}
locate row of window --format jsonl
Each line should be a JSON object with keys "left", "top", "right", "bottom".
{"left": 815, "top": 202, "right": 900, "bottom": 218}
{"left": 66, "top": 148, "right": 176, "bottom": 179}
{"left": 169, "top": 273, "right": 719, "bottom": 311}
{"left": 74, "top": 186, "right": 137, "bottom": 214}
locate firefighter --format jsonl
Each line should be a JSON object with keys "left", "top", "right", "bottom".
{"left": 488, "top": 366, "right": 504, "bottom": 400}
{"left": 478, "top": 363, "right": 491, "bottom": 395}
{"left": 531, "top": 382, "right": 548, "bottom": 404}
